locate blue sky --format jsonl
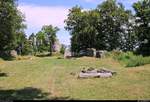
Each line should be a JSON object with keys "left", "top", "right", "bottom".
{"left": 18, "top": 0, "right": 139, "bottom": 45}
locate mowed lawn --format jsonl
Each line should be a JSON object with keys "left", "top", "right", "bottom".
{"left": 0, "top": 56, "right": 150, "bottom": 100}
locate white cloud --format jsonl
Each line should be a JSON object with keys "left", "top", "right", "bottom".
{"left": 18, "top": 4, "right": 69, "bottom": 30}
{"left": 18, "top": 4, "right": 70, "bottom": 45}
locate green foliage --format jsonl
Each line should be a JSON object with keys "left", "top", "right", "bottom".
{"left": 126, "top": 56, "right": 150, "bottom": 67}
{"left": 133, "top": 0, "right": 150, "bottom": 56}
{"left": 114, "top": 51, "right": 134, "bottom": 63}
{"left": 113, "top": 51, "right": 150, "bottom": 67}
{"left": 34, "top": 25, "right": 59, "bottom": 55}
{"left": 60, "top": 44, "right": 66, "bottom": 54}
{"left": 15, "top": 32, "right": 27, "bottom": 55}
{"left": 28, "top": 33, "right": 37, "bottom": 55}
{"left": 42, "top": 25, "right": 59, "bottom": 55}
{"left": 65, "top": 6, "right": 98, "bottom": 52}
{"left": 36, "top": 31, "right": 49, "bottom": 53}
{"left": 0, "top": 0, "right": 59, "bottom": 57}
{"left": 0, "top": 0, "right": 26, "bottom": 52}
{"left": 65, "top": 0, "right": 136, "bottom": 52}
{"left": 21, "top": 40, "right": 33, "bottom": 55}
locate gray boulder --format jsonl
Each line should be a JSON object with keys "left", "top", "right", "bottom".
{"left": 10, "top": 50, "right": 17, "bottom": 57}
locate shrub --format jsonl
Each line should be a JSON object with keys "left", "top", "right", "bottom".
{"left": 57, "top": 56, "right": 64, "bottom": 59}
{"left": 113, "top": 51, "right": 150, "bottom": 67}
{"left": 115, "top": 52, "right": 134, "bottom": 62}
{"left": 126, "top": 55, "right": 144, "bottom": 67}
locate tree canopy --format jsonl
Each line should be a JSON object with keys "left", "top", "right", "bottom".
{"left": 133, "top": 0, "right": 150, "bottom": 56}
{"left": 65, "top": 0, "right": 137, "bottom": 53}
{"left": 0, "top": 0, "right": 26, "bottom": 56}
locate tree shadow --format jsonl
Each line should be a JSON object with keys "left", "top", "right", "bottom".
{"left": 0, "top": 73, "right": 8, "bottom": 77}
{"left": 0, "top": 56, "right": 15, "bottom": 61}
{"left": 36, "top": 53, "right": 50, "bottom": 57}
{"left": 50, "top": 96, "right": 76, "bottom": 100}
{"left": 0, "top": 87, "right": 50, "bottom": 100}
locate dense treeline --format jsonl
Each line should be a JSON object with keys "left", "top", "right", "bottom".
{"left": 133, "top": 0, "right": 150, "bottom": 56}
{"left": 0, "top": 0, "right": 150, "bottom": 58}
{"left": 14, "top": 25, "right": 59, "bottom": 56}
{"left": 65, "top": 0, "right": 150, "bottom": 56}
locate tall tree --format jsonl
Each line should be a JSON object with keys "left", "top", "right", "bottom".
{"left": 0, "top": 0, "right": 26, "bottom": 56}
{"left": 119, "top": 10, "right": 137, "bottom": 51}
{"left": 36, "top": 31, "right": 48, "bottom": 52}
{"left": 65, "top": 6, "right": 83, "bottom": 53}
{"left": 133, "top": 0, "right": 150, "bottom": 56}
{"left": 29, "top": 33, "right": 37, "bottom": 55}
{"left": 95, "top": 0, "right": 133, "bottom": 51}
{"left": 41, "top": 25, "right": 59, "bottom": 55}
{"left": 65, "top": 0, "right": 136, "bottom": 53}
{"left": 65, "top": 6, "right": 98, "bottom": 52}
{"left": 15, "top": 31, "right": 26, "bottom": 55}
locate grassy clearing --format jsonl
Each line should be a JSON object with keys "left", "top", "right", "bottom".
{"left": 0, "top": 56, "right": 150, "bottom": 100}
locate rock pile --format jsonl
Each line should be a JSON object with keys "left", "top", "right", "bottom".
{"left": 78, "top": 67, "right": 116, "bottom": 78}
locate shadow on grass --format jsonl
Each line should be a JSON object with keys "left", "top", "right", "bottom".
{"left": 0, "top": 73, "right": 8, "bottom": 77}
{"left": 0, "top": 56, "right": 15, "bottom": 61}
{"left": 0, "top": 87, "right": 76, "bottom": 100}
{"left": 50, "top": 96, "right": 76, "bottom": 100}
{"left": 36, "top": 53, "right": 50, "bottom": 57}
{"left": 0, "top": 87, "right": 50, "bottom": 100}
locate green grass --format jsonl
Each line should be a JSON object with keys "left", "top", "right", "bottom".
{"left": 0, "top": 56, "right": 150, "bottom": 100}
{"left": 113, "top": 51, "right": 150, "bottom": 67}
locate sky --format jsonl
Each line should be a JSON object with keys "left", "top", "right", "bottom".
{"left": 18, "top": 0, "right": 139, "bottom": 45}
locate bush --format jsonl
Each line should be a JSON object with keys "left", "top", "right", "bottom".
{"left": 114, "top": 52, "right": 134, "bottom": 62}
{"left": 57, "top": 56, "right": 64, "bottom": 59}
{"left": 113, "top": 51, "right": 150, "bottom": 67}
{"left": 126, "top": 56, "right": 144, "bottom": 67}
